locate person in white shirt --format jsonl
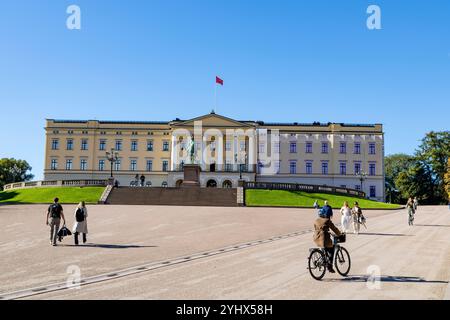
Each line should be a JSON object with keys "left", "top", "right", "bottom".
{"left": 340, "top": 201, "right": 352, "bottom": 233}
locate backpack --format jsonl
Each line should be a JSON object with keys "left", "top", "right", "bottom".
{"left": 50, "top": 204, "right": 61, "bottom": 219}
{"left": 76, "top": 208, "right": 85, "bottom": 222}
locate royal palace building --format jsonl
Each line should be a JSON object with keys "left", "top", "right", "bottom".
{"left": 44, "top": 112, "right": 385, "bottom": 201}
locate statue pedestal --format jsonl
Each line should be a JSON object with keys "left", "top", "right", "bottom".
{"left": 181, "top": 164, "right": 201, "bottom": 188}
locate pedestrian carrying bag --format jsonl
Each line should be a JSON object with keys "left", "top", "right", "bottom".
{"left": 75, "top": 208, "right": 85, "bottom": 222}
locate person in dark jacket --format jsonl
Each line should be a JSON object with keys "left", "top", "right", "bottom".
{"left": 320, "top": 200, "right": 333, "bottom": 218}
{"left": 46, "top": 197, "right": 66, "bottom": 246}
{"left": 313, "top": 211, "right": 342, "bottom": 273}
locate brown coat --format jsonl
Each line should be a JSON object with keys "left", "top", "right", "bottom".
{"left": 313, "top": 217, "right": 342, "bottom": 248}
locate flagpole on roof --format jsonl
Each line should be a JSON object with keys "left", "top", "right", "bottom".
{"left": 214, "top": 80, "right": 217, "bottom": 114}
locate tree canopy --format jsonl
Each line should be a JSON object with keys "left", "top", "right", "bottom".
{"left": 385, "top": 131, "right": 449, "bottom": 204}
{"left": 0, "top": 158, "right": 34, "bottom": 190}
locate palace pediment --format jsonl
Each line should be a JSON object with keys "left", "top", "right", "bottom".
{"left": 171, "top": 113, "right": 254, "bottom": 128}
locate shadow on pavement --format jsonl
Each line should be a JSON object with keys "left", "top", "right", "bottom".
{"left": 355, "top": 232, "right": 412, "bottom": 237}
{"left": 61, "top": 244, "right": 158, "bottom": 249}
{"left": 414, "top": 224, "right": 450, "bottom": 227}
{"left": 324, "top": 275, "right": 448, "bottom": 284}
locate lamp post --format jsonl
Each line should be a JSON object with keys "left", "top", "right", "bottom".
{"left": 357, "top": 170, "right": 367, "bottom": 194}
{"left": 106, "top": 148, "right": 119, "bottom": 178}
{"left": 234, "top": 152, "right": 248, "bottom": 180}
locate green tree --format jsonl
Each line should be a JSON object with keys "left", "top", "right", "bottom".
{"left": 384, "top": 153, "right": 414, "bottom": 203}
{"left": 0, "top": 158, "right": 34, "bottom": 190}
{"left": 444, "top": 158, "right": 450, "bottom": 201}
{"left": 395, "top": 162, "right": 434, "bottom": 204}
{"left": 415, "top": 131, "right": 450, "bottom": 203}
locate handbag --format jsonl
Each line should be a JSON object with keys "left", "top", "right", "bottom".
{"left": 57, "top": 225, "right": 72, "bottom": 242}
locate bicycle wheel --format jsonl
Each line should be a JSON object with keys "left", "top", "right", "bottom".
{"left": 334, "top": 246, "right": 351, "bottom": 277}
{"left": 308, "top": 249, "right": 327, "bottom": 280}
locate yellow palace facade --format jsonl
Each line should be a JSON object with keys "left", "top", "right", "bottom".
{"left": 44, "top": 112, "right": 385, "bottom": 201}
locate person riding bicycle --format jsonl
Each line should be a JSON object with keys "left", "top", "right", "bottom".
{"left": 313, "top": 206, "right": 342, "bottom": 273}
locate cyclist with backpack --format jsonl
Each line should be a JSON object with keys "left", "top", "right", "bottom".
{"left": 73, "top": 201, "right": 88, "bottom": 245}
{"left": 46, "top": 197, "right": 66, "bottom": 246}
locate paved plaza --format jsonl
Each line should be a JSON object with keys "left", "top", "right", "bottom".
{"left": 0, "top": 204, "right": 448, "bottom": 299}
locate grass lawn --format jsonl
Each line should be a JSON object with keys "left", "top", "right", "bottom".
{"left": 0, "top": 187, "right": 105, "bottom": 204}
{"left": 246, "top": 189, "right": 401, "bottom": 209}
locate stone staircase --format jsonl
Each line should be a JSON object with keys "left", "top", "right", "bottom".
{"left": 105, "top": 187, "right": 238, "bottom": 207}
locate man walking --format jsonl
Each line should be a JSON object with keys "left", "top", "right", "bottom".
{"left": 46, "top": 197, "right": 66, "bottom": 246}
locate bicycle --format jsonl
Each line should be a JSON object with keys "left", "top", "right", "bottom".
{"left": 307, "top": 234, "right": 351, "bottom": 280}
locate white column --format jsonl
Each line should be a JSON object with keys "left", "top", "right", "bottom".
{"left": 217, "top": 135, "right": 224, "bottom": 171}
{"left": 248, "top": 130, "right": 256, "bottom": 172}
{"left": 170, "top": 134, "right": 177, "bottom": 171}
{"left": 202, "top": 134, "right": 208, "bottom": 171}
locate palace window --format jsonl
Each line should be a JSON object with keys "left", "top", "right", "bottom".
{"left": 66, "top": 139, "right": 73, "bottom": 150}
{"left": 354, "top": 142, "right": 361, "bottom": 154}
{"left": 115, "top": 140, "right": 122, "bottom": 151}
{"left": 225, "top": 162, "right": 233, "bottom": 172}
{"left": 98, "top": 160, "right": 105, "bottom": 171}
{"left": 289, "top": 161, "right": 297, "bottom": 174}
{"left": 340, "top": 142, "right": 347, "bottom": 154}
{"left": 273, "top": 142, "right": 280, "bottom": 154}
{"left": 51, "top": 159, "right": 58, "bottom": 170}
{"left": 240, "top": 141, "right": 246, "bottom": 151}
{"left": 369, "top": 163, "right": 376, "bottom": 176}
{"left": 225, "top": 141, "right": 232, "bottom": 151}
{"left": 52, "top": 139, "right": 59, "bottom": 150}
{"left": 131, "top": 140, "right": 138, "bottom": 151}
{"left": 163, "top": 141, "right": 169, "bottom": 151}
{"left": 162, "top": 160, "right": 169, "bottom": 172}
{"left": 306, "top": 162, "right": 313, "bottom": 174}
{"left": 305, "top": 142, "right": 313, "bottom": 153}
{"left": 99, "top": 140, "right": 106, "bottom": 151}
{"left": 340, "top": 162, "right": 347, "bottom": 175}
{"left": 81, "top": 139, "right": 88, "bottom": 151}
{"left": 146, "top": 160, "right": 153, "bottom": 172}
{"left": 370, "top": 186, "right": 376, "bottom": 198}
{"left": 369, "top": 143, "right": 376, "bottom": 155}
{"left": 147, "top": 140, "right": 153, "bottom": 151}
{"left": 354, "top": 162, "right": 361, "bottom": 175}
{"left": 321, "top": 162, "right": 328, "bottom": 175}
{"left": 321, "top": 142, "right": 328, "bottom": 154}
{"left": 114, "top": 159, "right": 121, "bottom": 171}
{"left": 290, "top": 142, "right": 297, "bottom": 153}
{"left": 65, "top": 159, "right": 72, "bottom": 171}
{"left": 130, "top": 160, "right": 137, "bottom": 171}
{"left": 259, "top": 143, "right": 265, "bottom": 154}
{"left": 80, "top": 159, "right": 87, "bottom": 171}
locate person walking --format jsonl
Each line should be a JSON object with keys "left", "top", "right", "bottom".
{"left": 73, "top": 201, "right": 88, "bottom": 245}
{"left": 406, "top": 197, "right": 415, "bottom": 226}
{"left": 313, "top": 200, "right": 319, "bottom": 210}
{"left": 46, "top": 197, "right": 66, "bottom": 246}
{"left": 140, "top": 174, "right": 145, "bottom": 187}
{"left": 340, "top": 201, "right": 352, "bottom": 233}
{"left": 351, "top": 201, "right": 363, "bottom": 235}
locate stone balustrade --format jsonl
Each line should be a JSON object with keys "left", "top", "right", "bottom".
{"left": 3, "top": 179, "right": 108, "bottom": 191}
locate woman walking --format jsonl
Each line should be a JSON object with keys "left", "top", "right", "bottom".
{"left": 340, "top": 201, "right": 352, "bottom": 233}
{"left": 406, "top": 197, "right": 415, "bottom": 226}
{"left": 351, "top": 202, "right": 363, "bottom": 235}
{"left": 73, "top": 201, "right": 88, "bottom": 245}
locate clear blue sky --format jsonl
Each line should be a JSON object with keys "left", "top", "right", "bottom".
{"left": 0, "top": 0, "right": 449, "bottom": 180}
